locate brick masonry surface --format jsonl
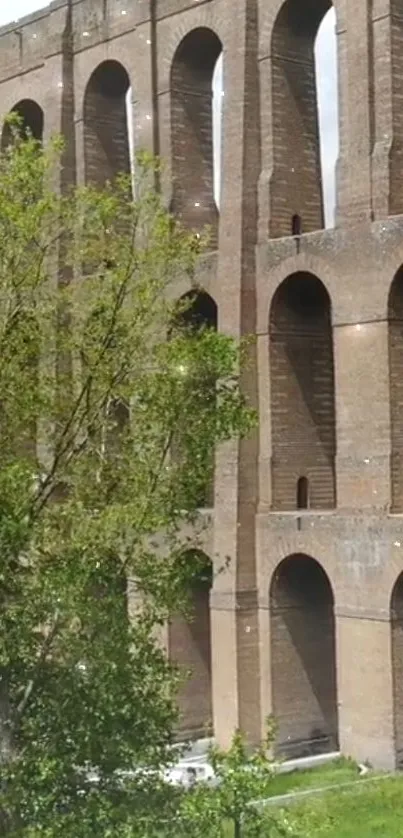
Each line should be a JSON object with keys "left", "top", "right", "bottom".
{"left": 3, "top": 0, "right": 403, "bottom": 769}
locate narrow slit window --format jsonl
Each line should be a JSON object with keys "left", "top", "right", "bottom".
{"left": 292, "top": 214, "right": 302, "bottom": 236}
{"left": 297, "top": 477, "right": 309, "bottom": 510}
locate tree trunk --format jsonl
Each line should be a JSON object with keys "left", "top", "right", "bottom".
{"left": 0, "top": 670, "right": 13, "bottom": 765}
{"left": 0, "top": 669, "right": 15, "bottom": 835}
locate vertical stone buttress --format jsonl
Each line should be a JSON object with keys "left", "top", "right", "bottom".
{"left": 37, "top": 1, "right": 77, "bottom": 463}
{"left": 341, "top": 0, "right": 374, "bottom": 222}
{"left": 43, "top": 1, "right": 76, "bottom": 189}
{"left": 372, "top": 0, "right": 403, "bottom": 218}
{"left": 212, "top": 0, "right": 262, "bottom": 745}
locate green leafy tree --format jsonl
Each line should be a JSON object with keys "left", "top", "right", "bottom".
{"left": 174, "top": 724, "right": 300, "bottom": 838}
{"left": 0, "top": 121, "right": 254, "bottom": 836}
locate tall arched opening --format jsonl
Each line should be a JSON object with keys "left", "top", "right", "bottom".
{"left": 388, "top": 267, "right": 403, "bottom": 512}
{"left": 84, "top": 60, "right": 131, "bottom": 186}
{"left": 173, "top": 291, "right": 218, "bottom": 508}
{"left": 1, "top": 99, "right": 44, "bottom": 148}
{"left": 269, "top": 272, "right": 336, "bottom": 510}
{"left": 315, "top": 8, "right": 339, "bottom": 229}
{"left": 391, "top": 573, "right": 403, "bottom": 767}
{"left": 170, "top": 28, "right": 223, "bottom": 248}
{"left": 175, "top": 290, "right": 218, "bottom": 333}
{"left": 169, "top": 550, "right": 213, "bottom": 738}
{"left": 213, "top": 53, "right": 223, "bottom": 210}
{"left": 270, "top": 554, "right": 338, "bottom": 757}
{"left": 270, "top": 1, "right": 339, "bottom": 237}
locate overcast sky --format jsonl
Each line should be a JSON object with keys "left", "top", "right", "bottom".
{"left": 0, "top": 1, "right": 338, "bottom": 225}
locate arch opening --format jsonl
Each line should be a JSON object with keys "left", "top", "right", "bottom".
{"left": 170, "top": 28, "right": 223, "bottom": 248}
{"left": 169, "top": 550, "right": 213, "bottom": 739}
{"left": 315, "top": 9, "right": 339, "bottom": 229}
{"left": 84, "top": 60, "right": 131, "bottom": 187}
{"left": 269, "top": 273, "right": 336, "bottom": 510}
{"left": 173, "top": 291, "right": 218, "bottom": 508}
{"left": 391, "top": 573, "right": 403, "bottom": 766}
{"left": 212, "top": 53, "right": 223, "bottom": 210}
{"left": 175, "top": 290, "right": 218, "bottom": 333}
{"left": 270, "top": 554, "right": 338, "bottom": 758}
{"left": 1, "top": 99, "right": 44, "bottom": 149}
{"left": 270, "top": 1, "right": 339, "bottom": 236}
{"left": 388, "top": 267, "right": 403, "bottom": 512}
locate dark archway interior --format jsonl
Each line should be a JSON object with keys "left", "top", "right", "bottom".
{"left": 169, "top": 550, "right": 213, "bottom": 738}
{"left": 173, "top": 291, "right": 218, "bottom": 508}
{"left": 84, "top": 60, "right": 131, "bottom": 186}
{"left": 391, "top": 573, "right": 403, "bottom": 767}
{"left": 270, "top": 554, "right": 339, "bottom": 758}
{"left": 270, "top": 0, "right": 333, "bottom": 237}
{"left": 176, "top": 290, "right": 218, "bottom": 332}
{"left": 1, "top": 99, "right": 44, "bottom": 148}
{"left": 270, "top": 272, "right": 336, "bottom": 510}
{"left": 388, "top": 267, "right": 403, "bottom": 511}
{"left": 170, "top": 28, "right": 223, "bottom": 247}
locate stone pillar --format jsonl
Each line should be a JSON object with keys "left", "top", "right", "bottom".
{"left": 212, "top": 0, "right": 262, "bottom": 746}
{"left": 336, "top": 609, "right": 395, "bottom": 770}
{"left": 334, "top": 319, "right": 390, "bottom": 509}
{"left": 372, "top": 0, "right": 403, "bottom": 219}
{"left": 132, "top": 17, "right": 157, "bottom": 161}
{"left": 43, "top": 2, "right": 75, "bottom": 171}
{"left": 37, "top": 2, "right": 76, "bottom": 467}
{"left": 338, "top": 0, "right": 374, "bottom": 223}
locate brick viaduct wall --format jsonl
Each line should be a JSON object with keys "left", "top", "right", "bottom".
{"left": 4, "top": 0, "right": 403, "bottom": 769}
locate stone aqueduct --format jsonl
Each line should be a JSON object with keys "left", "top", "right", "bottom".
{"left": 3, "top": 0, "right": 403, "bottom": 769}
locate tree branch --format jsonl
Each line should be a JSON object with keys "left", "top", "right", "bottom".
{"left": 15, "top": 609, "right": 61, "bottom": 721}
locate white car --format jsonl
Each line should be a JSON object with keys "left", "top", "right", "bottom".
{"left": 164, "top": 762, "right": 217, "bottom": 788}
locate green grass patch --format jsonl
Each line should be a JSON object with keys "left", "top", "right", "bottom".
{"left": 163, "top": 758, "right": 401, "bottom": 837}
{"left": 267, "top": 756, "right": 361, "bottom": 797}
{"left": 285, "top": 775, "right": 403, "bottom": 836}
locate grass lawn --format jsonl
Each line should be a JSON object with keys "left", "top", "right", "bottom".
{"left": 267, "top": 756, "right": 362, "bottom": 797}
{"left": 222, "top": 759, "right": 374, "bottom": 836}
{"left": 173, "top": 758, "right": 403, "bottom": 836}
{"left": 286, "top": 776, "right": 403, "bottom": 836}
{"left": 263, "top": 759, "right": 403, "bottom": 835}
